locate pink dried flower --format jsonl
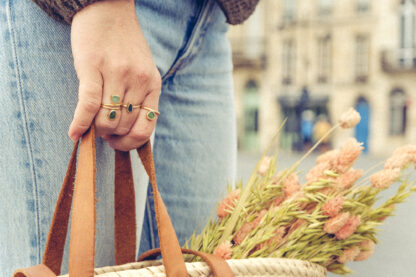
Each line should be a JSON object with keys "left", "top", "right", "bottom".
{"left": 370, "top": 168, "right": 401, "bottom": 189}
{"left": 257, "top": 226, "right": 286, "bottom": 250}
{"left": 252, "top": 209, "right": 267, "bottom": 228}
{"left": 258, "top": 156, "right": 272, "bottom": 176}
{"left": 306, "top": 162, "right": 332, "bottom": 183}
{"left": 337, "top": 246, "right": 360, "bottom": 264}
{"left": 336, "top": 169, "right": 363, "bottom": 190}
{"left": 282, "top": 174, "right": 300, "bottom": 198}
{"left": 217, "top": 189, "right": 240, "bottom": 219}
{"left": 214, "top": 241, "right": 233, "bottom": 260}
{"left": 354, "top": 240, "right": 375, "bottom": 261}
{"left": 233, "top": 222, "right": 253, "bottom": 245}
{"left": 287, "top": 219, "right": 306, "bottom": 236}
{"left": 338, "top": 107, "right": 361, "bottom": 129}
{"left": 271, "top": 196, "right": 285, "bottom": 207}
{"left": 384, "top": 153, "right": 413, "bottom": 170}
{"left": 393, "top": 144, "right": 416, "bottom": 156}
{"left": 335, "top": 138, "right": 364, "bottom": 173}
{"left": 322, "top": 196, "right": 344, "bottom": 217}
{"left": 324, "top": 212, "right": 350, "bottom": 234}
{"left": 335, "top": 215, "right": 361, "bottom": 240}
{"left": 316, "top": 150, "right": 339, "bottom": 165}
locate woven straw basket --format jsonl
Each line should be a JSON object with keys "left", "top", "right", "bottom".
{"left": 14, "top": 127, "right": 327, "bottom": 277}
{"left": 59, "top": 258, "right": 326, "bottom": 277}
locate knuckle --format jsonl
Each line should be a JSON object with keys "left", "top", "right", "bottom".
{"left": 134, "top": 70, "right": 151, "bottom": 84}
{"left": 95, "top": 118, "right": 117, "bottom": 131}
{"left": 114, "top": 127, "right": 130, "bottom": 136}
{"left": 130, "top": 129, "right": 151, "bottom": 142}
{"left": 113, "top": 60, "right": 131, "bottom": 75}
{"left": 80, "top": 96, "right": 101, "bottom": 114}
{"left": 78, "top": 84, "right": 102, "bottom": 113}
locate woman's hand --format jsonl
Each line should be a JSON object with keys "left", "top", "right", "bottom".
{"left": 68, "top": 0, "right": 161, "bottom": 151}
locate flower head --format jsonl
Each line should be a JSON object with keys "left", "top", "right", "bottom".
{"left": 324, "top": 212, "right": 350, "bottom": 234}
{"left": 217, "top": 189, "right": 241, "bottom": 219}
{"left": 306, "top": 162, "right": 332, "bottom": 183}
{"left": 335, "top": 215, "right": 361, "bottom": 240}
{"left": 233, "top": 222, "right": 253, "bottom": 245}
{"left": 252, "top": 209, "right": 267, "bottom": 228}
{"left": 339, "top": 107, "right": 361, "bottom": 129}
{"left": 336, "top": 169, "right": 364, "bottom": 190}
{"left": 282, "top": 174, "right": 300, "bottom": 198}
{"left": 258, "top": 156, "right": 272, "bottom": 176}
{"left": 354, "top": 240, "right": 375, "bottom": 261}
{"left": 322, "top": 196, "right": 344, "bottom": 217}
{"left": 335, "top": 138, "right": 364, "bottom": 173}
{"left": 384, "top": 153, "right": 413, "bottom": 170}
{"left": 214, "top": 241, "right": 233, "bottom": 260}
{"left": 370, "top": 168, "right": 401, "bottom": 190}
{"left": 337, "top": 246, "right": 360, "bottom": 264}
{"left": 316, "top": 150, "right": 339, "bottom": 165}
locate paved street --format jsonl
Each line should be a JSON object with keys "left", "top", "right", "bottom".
{"left": 237, "top": 150, "right": 416, "bottom": 277}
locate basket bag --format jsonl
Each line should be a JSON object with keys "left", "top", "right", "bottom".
{"left": 13, "top": 127, "right": 327, "bottom": 277}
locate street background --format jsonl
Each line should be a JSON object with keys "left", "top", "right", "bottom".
{"left": 231, "top": 0, "right": 416, "bottom": 276}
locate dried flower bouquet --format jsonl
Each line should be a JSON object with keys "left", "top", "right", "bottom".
{"left": 185, "top": 108, "right": 416, "bottom": 275}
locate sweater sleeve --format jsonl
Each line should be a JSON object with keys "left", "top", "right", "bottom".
{"left": 31, "top": 0, "right": 102, "bottom": 24}
{"left": 215, "top": 0, "right": 260, "bottom": 25}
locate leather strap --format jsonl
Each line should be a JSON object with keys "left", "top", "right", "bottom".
{"left": 136, "top": 143, "right": 187, "bottom": 277}
{"left": 138, "top": 248, "right": 234, "bottom": 277}
{"left": 42, "top": 142, "right": 78, "bottom": 275}
{"left": 13, "top": 128, "right": 234, "bottom": 277}
{"left": 68, "top": 126, "right": 96, "bottom": 276}
{"left": 14, "top": 264, "right": 56, "bottom": 277}
{"left": 114, "top": 150, "right": 137, "bottom": 265}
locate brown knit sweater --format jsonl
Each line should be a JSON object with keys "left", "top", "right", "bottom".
{"left": 31, "top": 0, "right": 259, "bottom": 25}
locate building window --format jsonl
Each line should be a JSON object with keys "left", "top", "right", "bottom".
{"left": 356, "top": 0, "right": 370, "bottom": 13}
{"left": 389, "top": 89, "right": 407, "bottom": 136}
{"left": 355, "top": 35, "right": 370, "bottom": 83}
{"left": 283, "top": 0, "right": 296, "bottom": 22}
{"left": 399, "top": 0, "right": 416, "bottom": 67}
{"left": 282, "top": 40, "right": 296, "bottom": 85}
{"left": 317, "top": 35, "right": 331, "bottom": 83}
{"left": 319, "top": 0, "right": 333, "bottom": 16}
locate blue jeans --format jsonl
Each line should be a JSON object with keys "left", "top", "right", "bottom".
{"left": 0, "top": 0, "right": 236, "bottom": 275}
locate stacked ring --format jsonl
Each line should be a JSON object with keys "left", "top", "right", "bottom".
{"left": 141, "top": 106, "right": 160, "bottom": 120}
{"left": 122, "top": 103, "right": 141, "bottom": 113}
{"left": 100, "top": 95, "right": 160, "bottom": 121}
{"left": 100, "top": 94, "right": 122, "bottom": 120}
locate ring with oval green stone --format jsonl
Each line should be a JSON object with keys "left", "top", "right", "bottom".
{"left": 122, "top": 103, "right": 141, "bottom": 113}
{"left": 141, "top": 106, "right": 160, "bottom": 121}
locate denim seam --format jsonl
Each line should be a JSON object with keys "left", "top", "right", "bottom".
{"left": 6, "top": 0, "right": 41, "bottom": 263}
{"left": 161, "top": 0, "right": 215, "bottom": 82}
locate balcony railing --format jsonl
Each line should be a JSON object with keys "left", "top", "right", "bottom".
{"left": 381, "top": 49, "right": 416, "bottom": 73}
{"left": 230, "top": 37, "right": 266, "bottom": 68}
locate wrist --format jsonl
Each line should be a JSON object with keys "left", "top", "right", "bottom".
{"left": 72, "top": 0, "right": 137, "bottom": 26}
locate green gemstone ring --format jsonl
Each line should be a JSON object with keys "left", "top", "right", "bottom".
{"left": 108, "top": 110, "right": 117, "bottom": 120}
{"left": 141, "top": 106, "right": 160, "bottom": 121}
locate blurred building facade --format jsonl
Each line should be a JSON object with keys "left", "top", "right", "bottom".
{"left": 230, "top": 0, "right": 416, "bottom": 155}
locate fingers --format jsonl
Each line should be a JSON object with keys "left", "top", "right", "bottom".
{"left": 68, "top": 67, "right": 103, "bottom": 142}
{"left": 107, "top": 88, "right": 160, "bottom": 151}
{"left": 112, "top": 88, "right": 145, "bottom": 136}
{"left": 94, "top": 71, "right": 126, "bottom": 137}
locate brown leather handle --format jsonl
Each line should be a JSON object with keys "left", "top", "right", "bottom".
{"left": 14, "top": 127, "right": 233, "bottom": 277}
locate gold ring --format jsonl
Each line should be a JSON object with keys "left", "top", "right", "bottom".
{"left": 101, "top": 94, "right": 122, "bottom": 120}
{"left": 101, "top": 104, "right": 122, "bottom": 110}
{"left": 122, "top": 103, "right": 141, "bottom": 113}
{"left": 141, "top": 106, "right": 160, "bottom": 120}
